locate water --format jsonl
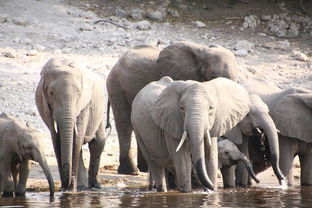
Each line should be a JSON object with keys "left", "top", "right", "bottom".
{"left": 1, "top": 186, "right": 312, "bottom": 208}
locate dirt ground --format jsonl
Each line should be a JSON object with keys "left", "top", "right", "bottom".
{"left": 0, "top": 0, "right": 311, "bottom": 193}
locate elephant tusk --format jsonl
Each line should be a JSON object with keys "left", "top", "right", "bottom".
{"left": 54, "top": 121, "right": 58, "bottom": 134}
{"left": 255, "top": 127, "right": 262, "bottom": 134}
{"left": 74, "top": 124, "right": 78, "bottom": 135}
{"left": 176, "top": 131, "right": 187, "bottom": 152}
{"left": 205, "top": 129, "right": 211, "bottom": 146}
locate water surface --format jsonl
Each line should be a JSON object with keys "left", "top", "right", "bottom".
{"left": 1, "top": 186, "right": 312, "bottom": 208}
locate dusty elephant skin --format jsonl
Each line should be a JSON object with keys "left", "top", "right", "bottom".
{"left": 131, "top": 77, "right": 250, "bottom": 192}
{"left": 223, "top": 92, "right": 285, "bottom": 187}
{"left": 0, "top": 113, "right": 54, "bottom": 197}
{"left": 35, "top": 58, "right": 106, "bottom": 192}
{"left": 106, "top": 41, "right": 241, "bottom": 175}
{"left": 243, "top": 77, "right": 312, "bottom": 186}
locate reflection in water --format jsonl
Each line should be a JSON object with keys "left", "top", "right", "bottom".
{"left": 1, "top": 186, "right": 312, "bottom": 208}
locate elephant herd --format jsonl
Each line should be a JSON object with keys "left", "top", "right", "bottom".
{"left": 0, "top": 41, "right": 311, "bottom": 197}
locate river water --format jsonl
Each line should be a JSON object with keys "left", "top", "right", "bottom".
{"left": 1, "top": 185, "right": 312, "bottom": 208}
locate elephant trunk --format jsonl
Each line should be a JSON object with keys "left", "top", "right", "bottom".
{"left": 259, "top": 114, "right": 285, "bottom": 183}
{"left": 58, "top": 113, "right": 75, "bottom": 190}
{"left": 34, "top": 151, "right": 55, "bottom": 197}
{"left": 187, "top": 118, "right": 214, "bottom": 191}
{"left": 239, "top": 153, "right": 260, "bottom": 183}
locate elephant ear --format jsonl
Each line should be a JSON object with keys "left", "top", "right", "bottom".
{"left": 150, "top": 80, "right": 193, "bottom": 139}
{"left": 271, "top": 92, "right": 312, "bottom": 142}
{"left": 207, "top": 78, "right": 251, "bottom": 137}
{"left": 157, "top": 41, "right": 205, "bottom": 81}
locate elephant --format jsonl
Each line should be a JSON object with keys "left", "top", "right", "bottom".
{"left": 148, "top": 137, "right": 260, "bottom": 190}
{"left": 221, "top": 92, "right": 285, "bottom": 187}
{"left": 35, "top": 58, "right": 106, "bottom": 192}
{"left": 131, "top": 76, "right": 251, "bottom": 192}
{"left": 0, "top": 113, "right": 54, "bottom": 197}
{"left": 241, "top": 77, "right": 312, "bottom": 186}
{"left": 106, "top": 41, "right": 241, "bottom": 175}
{"left": 217, "top": 137, "right": 260, "bottom": 187}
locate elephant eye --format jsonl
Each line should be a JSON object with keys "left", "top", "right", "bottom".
{"left": 179, "top": 105, "right": 184, "bottom": 111}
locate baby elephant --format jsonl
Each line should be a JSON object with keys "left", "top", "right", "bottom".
{"left": 218, "top": 138, "right": 259, "bottom": 188}
{"left": 0, "top": 113, "right": 54, "bottom": 197}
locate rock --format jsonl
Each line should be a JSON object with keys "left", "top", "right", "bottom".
{"left": 147, "top": 10, "right": 166, "bottom": 22}
{"left": 26, "top": 50, "right": 39, "bottom": 56}
{"left": 12, "top": 17, "right": 29, "bottom": 26}
{"left": 0, "top": 14, "right": 9, "bottom": 23}
{"left": 33, "top": 44, "right": 46, "bottom": 52}
{"left": 79, "top": 24, "right": 93, "bottom": 31}
{"left": 233, "top": 40, "right": 255, "bottom": 52}
{"left": 242, "top": 15, "right": 260, "bottom": 28}
{"left": 136, "top": 20, "right": 151, "bottom": 30}
{"left": 130, "top": 8, "right": 145, "bottom": 20}
{"left": 276, "top": 40, "right": 290, "bottom": 49}
{"left": 234, "top": 49, "right": 248, "bottom": 57}
{"left": 168, "top": 8, "right": 180, "bottom": 18}
{"left": 191, "top": 21, "right": 206, "bottom": 28}
{"left": 261, "top": 15, "right": 271, "bottom": 21}
{"left": 115, "top": 8, "right": 129, "bottom": 18}
{"left": 291, "top": 50, "right": 308, "bottom": 62}
{"left": 2, "top": 49, "right": 17, "bottom": 58}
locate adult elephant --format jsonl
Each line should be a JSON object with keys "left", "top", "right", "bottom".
{"left": 0, "top": 113, "right": 54, "bottom": 197}
{"left": 106, "top": 41, "right": 241, "bottom": 175}
{"left": 242, "top": 77, "right": 312, "bottom": 186}
{"left": 131, "top": 77, "right": 251, "bottom": 192}
{"left": 36, "top": 58, "right": 106, "bottom": 191}
{"left": 222, "top": 92, "right": 285, "bottom": 187}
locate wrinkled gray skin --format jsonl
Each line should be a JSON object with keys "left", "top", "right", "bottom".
{"left": 107, "top": 42, "right": 241, "bottom": 175}
{"left": 35, "top": 58, "right": 106, "bottom": 192}
{"left": 217, "top": 138, "right": 259, "bottom": 188}
{"left": 0, "top": 113, "right": 54, "bottom": 197}
{"left": 223, "top": 92, "right": 285, "bottom": 187}
{"left": 131, "top": 77, "right": 250, "bottom": 192}
{"left": 242, "top": 77, "right": 312, "bottom": 186}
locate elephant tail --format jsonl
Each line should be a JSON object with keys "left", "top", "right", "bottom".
{"left": 105, "top": 99, "right": 112, "bottom": 137}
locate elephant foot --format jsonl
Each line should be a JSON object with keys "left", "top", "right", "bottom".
{"left": 2, "top": 191, "right": 14, "bottom": 197}
{"left": 77, "top": 185, "right": 88, "bottom": 191}
{"left": 118, "top": 160, "right": 140, "bottom": 175}
{"left": 89, "top": 180, "right": 102, "bottom": 189}
{"left": 236, "top": 183, "right": 248, "bottom": 188}
{"left": 15, "top": 192, "right": 26, "bottom": 197}
{"left": 223, "top": 185, "right": 235, "bottom": 188}
{"left": 301, "top": 183, "right": 312, "bottom": 186}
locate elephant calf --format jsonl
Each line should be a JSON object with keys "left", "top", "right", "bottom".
{"left": 0, "top": 113, "right": 54, "bottom": 197}
{"left": 217, "top": 138, "right": 259, "bottom": 188}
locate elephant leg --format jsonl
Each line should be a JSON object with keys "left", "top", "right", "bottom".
{"left": 88, "top": 123, "right": 106, "bottom": 188}
{"left": 1, "top": 158, "right": 14, "bottom": 197}
{"left": 149, "top": 163, "right": 166, "bottom": 192}
{"left": 236, "top": 139, "right": 249, "bottom": 187}
{"left": 221, "top": 166, "right": 236, "bottom": 188}
{"left": 77, "top": 151, "right": 88, "bottom": 189}
{"left": 205, "top": 137, "right": 218, "bottom": 190}
{"left": 287, "top": 165, "right": 294, "bottom": 186}
{"left": 137, "top": 146, "right": 148, "bottom": 173}
{"left": 299, "top": 147, "right": 312, "bottom": 186}
{"left": 108, "top": 84, "right": 138, "bottom": 175}
{"left": 279, "top": 136, "right": 296, "bottom": 186}
{"left": 15, "top": 160, "right": 30, "bottom": 196}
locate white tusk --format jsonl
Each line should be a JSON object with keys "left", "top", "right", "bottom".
{"left": 74, "top": 124, "right": 78, "bottom": 135}
{"left": 277, "top": 129, "right": 280, "bottom": 133}
{"left": 205, "top": 129, "right": 211, "bottom": 146}
{"left": 255, "top": 127, "right": 262, "bottom": 134}
{"left": 54, "top": 121, "right": 58, "bottom": 134}
{"left": 176, "top": 131, "right": 187, "bottom": 152}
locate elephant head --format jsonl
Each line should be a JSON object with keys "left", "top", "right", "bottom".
{"left": 36, "top": 58, "right": 93, "bottom": 189}
{"left": 157, "top": 41, "right": 240, "bottom": 82}
{"left": 224, "top": 94, "right": 285, "bottom": 183}
{"left": 217, "top": 138, "right": 260, "bottom": 184}
{"left": 150, "top": 77, "right": 251, "bottom": 190}
{"left": 0, "top": 113, "right": 55, "bottom": 197}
